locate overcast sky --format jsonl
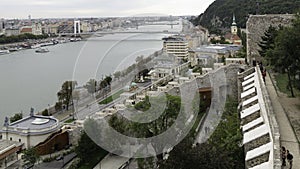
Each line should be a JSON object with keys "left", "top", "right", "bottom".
{"left": 1, "top": 0, "right": 215, "bottom": 19}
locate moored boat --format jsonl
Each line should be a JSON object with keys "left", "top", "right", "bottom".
{"left": 35, "top": 48, "right": 49, "bottom": 53}
{"left": 0, "top": 50, "right": 10, "bottom": 55}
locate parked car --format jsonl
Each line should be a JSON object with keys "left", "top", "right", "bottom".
{"left": 56, "top": 155, "right": 63, "bottom": 161}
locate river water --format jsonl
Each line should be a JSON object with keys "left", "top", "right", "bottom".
{"left": 0, "top": 24, "right": 181, "bottom": 122}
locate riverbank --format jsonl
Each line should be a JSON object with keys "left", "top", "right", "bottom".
{"left": 0, "top": 36, "right": 85, "bottom": 55}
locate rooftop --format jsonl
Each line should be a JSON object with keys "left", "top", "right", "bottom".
{"left": 192, "top": 44, "right": 241, "bottom": 54}
{"left": 8, "top": 115, "right": 58, "bottom": 130}
{"left": 0, "top": 140, "right": 22, "bottom": 155}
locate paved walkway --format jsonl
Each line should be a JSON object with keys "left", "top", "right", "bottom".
{"left": 93, "top": 155, "right": 129, "bottom": 169}
{"left": 265, "top": 72, "right": 300, "bottom": 169}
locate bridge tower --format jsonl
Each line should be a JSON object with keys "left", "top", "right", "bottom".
{"left": 74, "top": 20, "right": 81, "bottom": 36}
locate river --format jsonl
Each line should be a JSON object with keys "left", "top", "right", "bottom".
{"left": 0, "top": 24, "right": 182, "bottom": 123}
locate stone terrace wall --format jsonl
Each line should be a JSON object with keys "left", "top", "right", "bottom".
{"left": 238, "top": 67, "right": 281, "bottom": 169}
{"left": 246, "top": 14, "right": 294, "bottom": 65}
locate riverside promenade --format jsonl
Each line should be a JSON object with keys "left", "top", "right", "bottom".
{"left": 265, "top": 72, "right": 300, "bottom": 169}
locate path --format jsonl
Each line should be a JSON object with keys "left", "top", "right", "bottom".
{"left": 265, "top": 72, "right": 300, "bottom": 169}
{"left": 93, "top": 155, "right": 129, "bottom": 169}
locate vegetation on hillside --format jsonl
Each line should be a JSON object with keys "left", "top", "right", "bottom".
{"left": 75, "top": 132, "right": 108, "bottom": 169}
{"left": 191, "top": 0, "right": 300, "bottom": 34}
{"left": 160, "top": 97, "right": 244, "bottom": 169}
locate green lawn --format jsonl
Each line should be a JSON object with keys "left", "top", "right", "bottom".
{"left": 275, "top": 73, "right": 300, "bottom": 97}
{"left": 99, "top": 89, "right": 124, "bottom": 104}
{"left": 64, "top": 118, "right": 75, "bottom": 123}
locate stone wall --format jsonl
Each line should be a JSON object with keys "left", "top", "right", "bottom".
{"left": 246, "top": 14, "right": 294, "bottom": 65}
{"left": 238, "top": 67, "right": 281, "bottom": 169}
{"left": 35, "top": 130, "right": 69, "bottom": 155}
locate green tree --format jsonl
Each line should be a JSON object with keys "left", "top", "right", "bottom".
{"left": 263, "top": 14, "right": 300, "bottom": 97}
{"left": 106, "top": 95, "right": 181, "bottom": 168}
{"left": 10, "top": 113, "right": 22, "bottom": 123}
{"left": 258, "top": 25, "right": 280, "bottom": 59}
{"left": 57, "top": 81, "right": 77, "bottom": 110}
{"left": 22, "top": 147, "right": 40, "bottom": 167}
{"left": 85, "top": 79, "right": 97, "bottom": 94}
{"left": 75, "top": 132, "right": 108, "bottom": 164}
{"left": 55, "top": 101, "right": 63, "bottom": 111}
{"left": 134, "top": 96, "right": 151, "bottom": 111}
{"left": 100, "top": 76, "right": 112, "bottom": 89}
{"left": 160, "top": 97, "right": 244, "bottom": 169}
{"left": 113, "top": 71, "right": 122, "bottom": 80}
{"left": 41, "top": 109, "right": 49, "bottom": 116}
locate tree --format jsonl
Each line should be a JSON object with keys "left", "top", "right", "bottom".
{"left": 113, "top": 71, "right": 122, "bottom": 80}
{"left": 160, "top": 97, "right": 244, "bottom": 169}
{"left": 55, "top": 101, "right": 63, "bottom": 111}
{"left": 110, "top": 95, "right": 181, "bottom": 168}
{"left": 41, "top": 109, "right": 49, "bottom": 116}
{"left": 22, "top": 147, "right": 40, "bottom": 167}
{"left": 85, "top": 79, "right": 97, "bottom": 94}
{"left": 75, "top": 131, "right": 107, "bottom": 164}
{"left": 258, "top": 14, "right": 300, "bottom": 96}
{"left": 10, "top": 113, "right": 22, "bottom": 123}
{"left": 261, "top": 14, "right": 300, "bottom": 97}
{"left": 100, "top": 76, "right": 112, "bottom": 89}
{"left": 57, "top": 81, "right": 77, "bottom": 110}
{"left": 258, "top": 25, "right": 280, "bottom": 59}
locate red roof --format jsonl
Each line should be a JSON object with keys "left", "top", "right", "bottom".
{"left": 20, "top": 27, "right": 32, "bottom": 33}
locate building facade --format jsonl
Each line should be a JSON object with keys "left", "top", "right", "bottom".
{"left": 1, "top": 114, "right": 60, "bottom": 149}
{"left": 163, "top": 36, "right": 189, "bottom": 60}
{"left": 189, "top": 44, "right": 242, "bottom": 66}
{"left": 0, "top": 140, "right": 23, "bottom": 169}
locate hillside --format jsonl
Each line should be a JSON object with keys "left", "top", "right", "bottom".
{"left": 191, "top": 0, "right": 300, "bottom": 34}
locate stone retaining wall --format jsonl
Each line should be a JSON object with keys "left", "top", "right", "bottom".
{"left": 238, "top": 66, "right": 281, "bottom": 169}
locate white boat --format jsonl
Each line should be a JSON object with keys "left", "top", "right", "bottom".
{"left": 31, "top": 44, "right": 41, "bottom": 49}
{"left": 35, "top": 48, "right": 49, "bottom": 53}
{"left": 0, "top": 50, "right": 10, "bottom": 55}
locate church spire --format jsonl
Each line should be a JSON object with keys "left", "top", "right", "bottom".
{"left": 231, "top": 13, "right": 238, "bottom": 35}
{"left": 232, "top": 13, "right": 237, "bottom": 26}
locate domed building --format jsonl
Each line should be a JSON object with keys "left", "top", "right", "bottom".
{"left": 1, "top": 111, "right": 60, "bottom": 149}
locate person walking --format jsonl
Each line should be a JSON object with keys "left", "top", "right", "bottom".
{"left": 281, "top": 146, "right": 287, "bottom": 166}
{"left": 287, "top": 150, "right": 294, "bottom": 169}
{"left": 262, "top": 69, "right": 267, "bottom": 83}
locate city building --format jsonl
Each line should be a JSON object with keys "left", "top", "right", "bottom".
{"left": 42, "top": 23, "right": 59, "bottom": 35}
{"left": 1, "top": 113, "right": 60, "bottom": 149}
{"left": 20, "top": 23, "right": 42, "bottom": 35}
{"left": 4, "top": 28, "right": 20, "bottom": 36}
{"left": 189, "top": 44, "right": 242, "bottom": 66}
{"left": 32, "top": 22, "right": 42, "bottom": 35}
{"left": 162, "top": 36, "right": 189, "bottom": 60}
{"left": 224, "top": 14, "right": 242, "bottom": 45}
{"left": 0, "top": 140, "right": 23, "bottom": 169}
{"left": 20, "top": 26, "right": 32, "bottom": 34}
{"left": 0, "top": 19, "right": 4, "bottom": 35}
{"left": 148, "top": 52, "right": 181, "bottom": 80}
{"left": 80, "top": 20, "right": 92, "bottom": 33}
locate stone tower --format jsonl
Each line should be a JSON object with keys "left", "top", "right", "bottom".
{"left": 231, "top": 14, "right": 238, "bottom": 35}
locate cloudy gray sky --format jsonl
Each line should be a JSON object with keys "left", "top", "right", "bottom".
{"left": 1, "top": 0, "right": 215, "bottom": 19}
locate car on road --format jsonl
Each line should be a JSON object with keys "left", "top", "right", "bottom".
{"left": 56, "top": 155, "right": 63, "bottom": 161}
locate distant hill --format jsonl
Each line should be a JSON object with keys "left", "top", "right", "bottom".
{"left": 191, "top": 0, "right": 300, "bottom": 34}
